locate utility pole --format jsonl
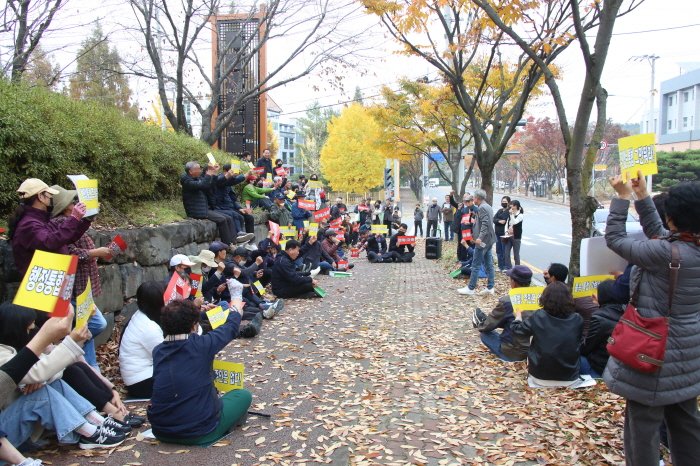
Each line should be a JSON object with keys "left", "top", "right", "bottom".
{"left": 631, "top": 54, "right": 659, "bottom": 191}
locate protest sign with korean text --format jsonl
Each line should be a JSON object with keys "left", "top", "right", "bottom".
{"left": 14, "top": 250, "right": 78, "bottom": 317}
{"left": 572, "top": 275, "right": 615, "bottom": 299}
{"left": 298, "top": 199, "right": 316, "bottom": 211}
{"left": 213, "top": 360, "right": 244, "bottom": 391}
{"left": 253, "top": 280, "right": 266, "bottom": 296}
{"left": 251, "top": 167, "right": 265, "bottom": 176}
{"left": 618, "top": 133, "right": 657, "bottom": 181}
{"left": 206, "top": 306, "right": 230, "bottom": 329}
{"left": 230, "top": 158, "right": 241, "bottom": 173}
{"left": 313, "top": 207, "right": 331, "bottom": 222}
{"left": 397, "top": 236, "right": 416, "bottom": 246}
{"left": 268, "top": 221, "right": 281, "bottom": 244}
{"left": 509, "top": 286, "right": 545, "bottom": 313}
{"left": 279, "top": 226, "right": 297, "bottom": 237}
{"left": 371, "top": 224, "right": 389, "bottom": 235}
{"left": 106, "top": 234, "right": 127, "bottom": 261}
{"left": 163, "top": 272, "right": 192, "bottom": 304}
{"left": 306, "top": 180, "right": 322, "bottom": 189}
{"left": 68, "top": 175, "right": 99, "bottom": 216}
{"left": 75, "top": 277, "right": 95, "bottom": 329}
{"left": 189, "top": 273, "right": 203, "bottom": 298}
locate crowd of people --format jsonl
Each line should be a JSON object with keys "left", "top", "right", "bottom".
{"left": 2, "top": 152, "right": 698, "bottom": 465}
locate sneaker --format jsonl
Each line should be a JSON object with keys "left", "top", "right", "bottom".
{"left": 478, "top": 288, "right": 495, "bottom": 295}
{"left": 273, "top": 298, "right": 284, "bottom": 312}
{"left": 236, "top": 233, "right": 255, "bottom": 243}
{"left": 263, "top": 300, "right": 281, "bottom": 319}
{"left": 122, "top": 413, "right": 146, "bottom": 428}
{"left": 17, "top": 459, "right": 43, "bottom": 466}
{"left": 244, "top": 242, "right": 258, "bottom": 252}
{"left": 457, "top": 286, "right": 476, "bottom": 295}
{"left": 347, "top": 264, "right": 355, "bottom": 269}
{"left": 103, "top": 416, "right": 132, "bottom": 435}
{"left": 79, "top": 425, "right": 126, "bottom": 450}
{"left": 472, "top": 308, "right": 488, "bottom": 328}
{"left": 310, "top": 266, "right": 321, "bottom": 278}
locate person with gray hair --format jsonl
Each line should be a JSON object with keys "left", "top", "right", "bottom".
{"left": 426, "top": 197, "right": 441, "bottom": 237}
{"left": 458, "top": 189, "right": 496, "bottom": 295}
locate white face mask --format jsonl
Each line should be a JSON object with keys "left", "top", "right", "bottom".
{"left": 201, "top": 265, "right": 211, "bottom": 274}
{"left": 237, "top": 260, "right": 246, "bottom": 267}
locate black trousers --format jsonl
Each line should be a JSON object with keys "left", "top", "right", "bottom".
{"left": 624, "top": 397, "right": 700, "bottom": 466}
{"left": 426, "top": 220, "right": 438, "bottom": 237}
{"left": 207, "top": 210, "right": 236, "bottom": 244}
{"left": 275, "top": 282, "right": 315, "bottom": 298}
{"left": 241, "top": 213, "right": 255, "bottom": 234}
{"left": 414, "top": 221, "right": 423, "bottom": 236}
{"left": 126, "top": 377, "right": 153, "bottom": 399}
{"left": 62, "top": 362, "right": 112, "bottom": 410}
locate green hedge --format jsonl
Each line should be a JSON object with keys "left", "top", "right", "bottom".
{"left": 0, "top": 79, "right": 227, "bottom": 217}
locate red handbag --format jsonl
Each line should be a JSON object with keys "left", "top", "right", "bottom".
{"left": 606, "top": 242, "right": 680, "bottom": 373}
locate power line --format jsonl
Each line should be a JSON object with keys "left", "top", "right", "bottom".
{"left": 610, "top": 23, "right": 700, "bottom": 36}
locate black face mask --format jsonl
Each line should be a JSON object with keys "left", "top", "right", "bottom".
{"left": 501, "top": 203, "right": 508, "bottom": 208}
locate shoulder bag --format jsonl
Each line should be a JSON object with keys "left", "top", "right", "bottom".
{"left": 606, "top": 242, "right": 680, "bottom": 373}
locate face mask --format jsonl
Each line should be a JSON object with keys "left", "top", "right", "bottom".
{"left": 237, "top": 260, "right": 246, "bottom": 267}
{"left": 201, "top": 265, "right": 211, "bottom": 274}
{"left": 501, "top": 203, "right": 508, "bottom": 208}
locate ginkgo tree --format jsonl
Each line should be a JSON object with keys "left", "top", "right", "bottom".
{"left": 320, "top": 103, "right": 386, "bottom": 193}
{"left": 363, "top": 0, "right": 568, "bottom": 202}
{"left": 372, "top": 78, "right": 475, "bottom": 197}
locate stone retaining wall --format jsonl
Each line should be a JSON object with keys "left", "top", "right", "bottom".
{"left": 0, "top": 218, "right": 269, "bottom": 344}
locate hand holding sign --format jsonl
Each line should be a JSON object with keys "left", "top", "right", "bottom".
{"left": 629, "top": 169, "right": 649, "bottom": 199}
{"left": 69, "top": 323, "right": 92, "bottom": 346}
{"left": 72, "top": 202, "right": 87, "bottom": 220}
{"left": 608, "top": 175, "right": 633, "bottom": 200}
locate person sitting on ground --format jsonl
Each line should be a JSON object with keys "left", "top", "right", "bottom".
{"left": 330, "top": 197, "right": 347, "bottom": 220}
{"left": 49, "top": 186, "right": 109, "bottom": 372}
{"left": 359, "top": 228, "right": 398, "bottom": 263}
{"left": 119, "top": 281, "right": 166, "bottom": 399}
{"left": 181, "top": 161, "right": 248, "bottom": 247}
{"left": 271, "top": 240, "right": 320, "bottom": 299}
{"left": 269, "top": 192, "right": 292, "bottom": 226}
{"left": 291, "top": 192, "right": 313, "bottom": 230}
{"left": 320, "top": 229, "right": 343, "bottom": 269}
{"left": 148, "top": 300, "right": 252, "bottom": 445}
{"left": 210, "top": 164, "right": 255, "bottom": 244}
{"left": 543, "top": 262, "right": 596, "bottom": 337}
{"left": 241, "top": 175, "right": 273, "bottom": 210}
{"left": 267, "top": 176, "right": 287, "bottom": 201}
{"left": 473, "top": 265, "right": 534, "bottom": 362}
{"left": 168, "top": 254, "right": 196, "bottom": 286}
{"left": 511, "top": 281, "right": 590, "bottom": 388}
{"left": 0, "top": 303, "right": 128, "bottom": 450}
{"left": 230, "top": 247, "right": 283, "bottom": 319}
{"left": 543, "top": 263, "right": 568, "bottom": 284}
{"left": 200, "top": 242, "right": 237, "bottom": 302}
{"left": 579, "top": 279, "right": 627, "bottom": 378}
{"left": 9, "top": 178, "right": 91, "bottom": 277}
{"left": 300, "top": 230, "right": 335, "bottom": 274}
{"left": 388, "top": 223, "right": 416, "bottom": 262}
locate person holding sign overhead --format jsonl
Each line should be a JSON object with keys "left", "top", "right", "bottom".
{"left": 241, "top": 175, "right": 273, "bottom": 210}
{"left": 148, "top": 299, "right": 252, "bottom": 445}
{"left": 9, "top": 178, "right": 91, "bottom": 277}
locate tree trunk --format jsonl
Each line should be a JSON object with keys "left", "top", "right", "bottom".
{"left": 480, "top": 164, "right": 495, "bottom": 205}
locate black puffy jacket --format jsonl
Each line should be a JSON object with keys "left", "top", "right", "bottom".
{"left": 271, "top": 251, "right": 312, "bottom": 298}
{"left": 181, "top": 172, "right": 213, "bottom": 218}
{"left": 213, "top": 174, "right": 245, "bottom": 211}
{"left": 581, "top": 304, "right": 624, "bottom": 374}
{"left": 511, "top": 309, "right": 583, "bottom": 381}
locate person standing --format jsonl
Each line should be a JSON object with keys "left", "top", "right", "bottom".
{"left": 503, "top": 200, "right": 524, "bottom": 269}
{"left": 426, "top": 198, "right": 441, "bottom": 237}
{"left": 493, "top": 196, "right": 511, "bottom": 271}
{"left": 441, "top": 195, "right": 455, "bottom": 241}
{"left": 255, "top": 148, "right": 273, "bottom": 177}
{"left": 382, "top": 200, "right": 393, "bottom": 234}
{"left": 450, "top": 192, "right": 478, "bottom": 263}
{"left": 413, "top": 204, "right": 424, "bottom": 237}
{"left": 605, "top": 174, "right": 700, "bottom": 466}
{"left": 458, "top": 189, "right": 495, "bottom": 295}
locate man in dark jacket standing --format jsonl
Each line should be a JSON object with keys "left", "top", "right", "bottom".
{"left": 458, "top": 189, "right": 495, "bottom": 295}
{"left": 181, "top": 161, "right": 237, "bottom": 246}
{"left": 271, "top": 240, "right": 319, "bottom": 299}
{"left": 426, "top": 198, "right": 441, "bottom": 237}
{"left": 493, "top": 196, "right": 511, "bottom": 272}
{"left": 256, "top": 149, "right": 273, "bottom": 177}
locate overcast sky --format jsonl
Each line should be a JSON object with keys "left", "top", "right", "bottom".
{"left": 17, "top": 0, "right": 700, "bottom": 128}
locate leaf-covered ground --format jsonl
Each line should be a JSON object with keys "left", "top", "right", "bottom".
{"left": 43, "top": 240, "right": 631, "bottom": 466}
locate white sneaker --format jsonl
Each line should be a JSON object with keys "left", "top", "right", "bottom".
{"left": 478, "top": 288, "right": 495, "bottom": 295}
{"left": 310, "top": 266, "right": 321, "bottom": 278}
{"left": 244, "top": 242, "right": 258, "bottom": 251}
{"left": 457, "top": 286, "right": 476, "bottom": 295}
{"left": 236, "top": 233, "right": 255, "bottom": 243}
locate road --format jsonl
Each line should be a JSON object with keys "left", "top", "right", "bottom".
{"left": 410, "top": 185, "right": 573, "bottom": 280}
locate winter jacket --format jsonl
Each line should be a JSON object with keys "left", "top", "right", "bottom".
{"left": 119, "top": 310, "right": 164, "bottom": 386}
{"left": 181, "top": 172, "right": 213, "bottom": 219}
{"left": 271, "top": 251, "right": 313, "bottom": 298}
{"left": 512, "top": 310, "right": 583, "bottom": 381}
{"left": 269, "top": 203, "right": 291, "bottom": 226}
{"left": 441, "top": 203, "right": 454, "bottom": 222}
{"left": 255, "top": 157, "right": 273, "bottom": 177}
{"left": 603, "top": 196, "right": 700, "bottom": 406}
{"left": 365, "top": 235, "right": 387, "bottom": 254}
{"left": 473, "top": 202, "right": 496, "bottom": 249}
{"left": 330, "top": 203, "right": 347, "bottom": 220}
{"left": 292, "top": 202, "right": 312, "bottom": 230}
{"left": 148, "top": 311, "right": 242, "bottom": 439}
{"left": 213, "top": 174, "right": 245, "bottom": 211}
{"left": 389, "top": 233, "right": 414, "bottom": 255}
{"left": 11, "top": 207, "right": 91, "bottom": 276}
{"left": 426, "top": 204, "right": 442, "bottom": 222}
{"left": 382, "top": 206, "right": 393, "bottom": 223}
{"left": 241, "top": 184, "right": 273, "bottom": 203}
{"left": 414, "top": 209, "right": 424, "bottom": 222}
{"left": 493, "top": 207, "right": 510, "bottom": 236}
{"left": 581, "top": 303, "right": 625, "bottom": 375}
{"left": 477, "top": 296, "right": 529, "bottom": 361}
{"left": 321, "top": 238, "right": 342, "bottom": 263}
{"left": 301, "top": 237, "right": 333, "bottom": 268}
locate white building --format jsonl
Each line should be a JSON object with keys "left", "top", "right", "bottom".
{"left": 657, "top": 67, "right": 700, "bottom": 152}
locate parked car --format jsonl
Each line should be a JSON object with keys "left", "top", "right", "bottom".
{"left": 591, "top": 208, "right": 643, "bottom": 237}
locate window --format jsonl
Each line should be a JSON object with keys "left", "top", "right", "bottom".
{"left": 668, "top": 95, "right": 674, "bottom": 107}
{"left": 668, "top": 120, "right": 672, "bottom": 130}
{"left": 683, "top": 116, "right": 688, "bottom": 128}
{"left": 684, "top": 91, "right": 690, "bottom": 102}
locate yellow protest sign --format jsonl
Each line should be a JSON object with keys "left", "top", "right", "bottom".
{"left": 67, "top": 175, "right": 100, "bottom": 216}
{"left": 206, "top": 306, "right": 230, "bottom": 329}
{"left": 509, "top": 286, "right": 545, "bottom": 313}
{"left": 307, "top": 180, "right": 322, "bottom": 189}
{"left": 279, "top": 226, "right": 297, "bottom": 237}
{"left": 230, "top": 158, "right": 241, "bottom": 174}
{"left": 14, "top": 250, "right": 78, "bottom": 316}
{"left": 572, "top": 275, "right": 615, "bottom": 299}
{"left": 206, "top": 152, "right": 217, "bottom": 165}
{"left": 75, "top": 278, "right": 95, "bottom": 329}
{"left": 213, "top": 360, "right": 244, "bottom": 391}
{"left": 618, "top": 133, "right": 657, "bottom": 181}
{"left": 265, "top": 173, "right": 273, "bottom": 183}
{"left": 253, "top": 280, "right": 266, "bottom": 296}
{"left": 286, "top": 190, "right": 296, "bottom": 200}
{"left": 371, "top": 224, "right": 389, "bottom": 234}
{"left": 279, "top": 239, "right": 287, "bottom": 249}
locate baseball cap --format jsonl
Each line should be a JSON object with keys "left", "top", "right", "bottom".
{"left": 17, "top": 178, "right": 59, "bottom": 199}
{"left": 232, "top": 246, "right": 249, "bottom": 258}
{"left": 169, "top": 254, "right": 196, "bottom": 268}
{"left": 208, "top": 241, "right": 229, "bottom": 254}
{"left": 273, "top": 192, "right": 285, "bottom": 200}
{"left": 505, "top": 265, "right": 533, "bottom": 285}
{"left": 189, "top": 250, "right": 218, "bottom": 268}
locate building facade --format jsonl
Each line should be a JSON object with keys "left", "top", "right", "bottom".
{"left": 657, "top": 67, "right": 700, "bottom": 152}
{"left": 267, "top": 94, "right": 303, "bottom": 175}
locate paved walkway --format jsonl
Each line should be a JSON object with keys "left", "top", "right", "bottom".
{"left": 47, "top": 242, "right": 626, "bottom": 466}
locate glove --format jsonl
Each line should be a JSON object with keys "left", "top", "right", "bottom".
{"left": 71, "top": 202, "right": 87, "bottom": 220}
{"left": 226, "top": 278, "right": 244, "bottom": 302}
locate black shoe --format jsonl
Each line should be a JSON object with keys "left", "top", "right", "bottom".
{"left": 102, "top": 416, "right": 131, "bottom": 435}
{"left": 347, "top": 264, "right": 355, "bottom": 270}
{"left": 472, "top": 308, "right": 488, "bottom": 328}
{"left": 79, "top": 425, "right": 126, "bottom": 450}
{"left": 122, "top": 413, "right": 146, "bottom": 428}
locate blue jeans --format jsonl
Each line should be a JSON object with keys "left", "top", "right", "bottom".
{"left": 479, "top": 331, "right": 516, "bottom": 362}
{"left": 468, "top": 245, "right": 495, "bottom": 290}
{"left": 443, "top": 221, "right": 453, "bottom": 240}
{"left": 83, "top": 308, "right": 107, "bottom": 370}
{"left": 319, "top": 261, "right": 334, "bottom": 272}
{"left": 495, "top": 239, "right": 506, "bottom": 271}
{"left": 0, "top": 380, "right": 95, "bottom": 446}
{"left": 579, "top": 356, "right": 602, "bottom": 378}
{"left": 253, "top": 198, "right": 273, "bottom": 210}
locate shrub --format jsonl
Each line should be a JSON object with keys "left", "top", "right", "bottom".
{"left": 0, "top": 79, "right": 231, "bottom": 218}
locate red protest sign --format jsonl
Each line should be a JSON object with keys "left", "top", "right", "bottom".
{"left": 274, "top": 167, "right": 289, "bottom": 177}
{"left": 462, "top": 228, "right": 473, "bottom": 242}
{"left": 397, "top": 236, "right": 416, "bottom": 246}
{"left": 107, "top": 234, "right": 127, "bottom": 260}
{"left": 329, "top": 217, "right": 342, "bottom": 228}
{"left": 189, "top": 273, "right": 203, "bottom": 298}
{"left": 163, "top": 272, "right": 192, "bottom": 305}
{"left": 298, "top": 199, "right": 315, "bottom": 211}
{"left": 337, "top": 259, "right": 349, "bottom": 270}
{"left": 335, "top": 233, "right": 345, "bottom": 242}
{"left": 358, "top": 205, "right": 369, "bottom": 212}
{"left": 251, "top": 167, "right": 265, "bottom": 176}
{"left": 351, "top": 248, "right": 360, "bottom": 258}
{"left": 313, "top": 207, "right": 330, "bottom": 222}
{"left": 268, "top": 221, "right": 281, "bottom": 245}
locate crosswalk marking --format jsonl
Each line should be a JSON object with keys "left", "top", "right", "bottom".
{"left": 558, "top": 233, "right": 572, "bottom": 239}
{"left": 534, "top": 234, "right": 556, "bottom": 240}
{"left": 542, "top": 239, "right": 570, "bottom": 247}
{"left": 521, "top": 240, "right": 537, "bottom": 246}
